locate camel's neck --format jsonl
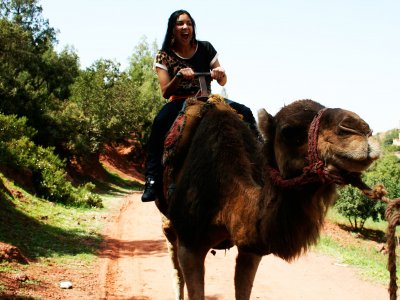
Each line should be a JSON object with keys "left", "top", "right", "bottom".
{"left": 254, "top": 182, "right": 336, "bottom": 261}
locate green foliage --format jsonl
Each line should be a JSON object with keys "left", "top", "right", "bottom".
{"left": 365, "top": 153, "right": 400, "bottom": 199}
{"left": 0, "top": 114, "right": 102, "bottom": 207}
{"left": 381, "top": 129, "right": 399, "bottom": 147}
{"left": 0, "top": 113, "right": 36, "bottom": 140}
{"left": 335, "top": 152, "right": 400, "bottom": 231}
{"left": 0, "top": 18, "right": 35, "bottom": 115}
{"left": 56, "top": 59, "right": 138, "bottom": 154}
{"left": 384, "top": 144, "right": 400, "bottom": 153}
{"left": 127, "top": 37, "right": 164, "bottom": 143}
{"left": 0, "top": 0, "right": 56, "bottom": 47}
{"left": 335, "top": 185, "right": 385, "bottom": 231}
{"left": 0, "top": 2, "right": 162, "bottom": 206}
{"left": 1, "top": 2, "right": 79, "bottom": 148}
{"left": 55, "top": 38, "right": 164, "bottom": 157}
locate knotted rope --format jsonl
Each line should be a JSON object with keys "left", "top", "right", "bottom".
{"left": 351, "top": 182, "right": 400, "bottom": 300}
{"left": 268, "top": 108, "right": 345, "bottom": 188}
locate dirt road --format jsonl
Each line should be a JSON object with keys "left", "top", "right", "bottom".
{"left": 98, "top": 192, "right": 389, "bottom": 300}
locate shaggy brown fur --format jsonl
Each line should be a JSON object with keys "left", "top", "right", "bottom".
{"left": 168, "top": 106, "right": 264, "bottom": 247}
{"left": 156, "top": 98, "right": 380, "bottom": 299}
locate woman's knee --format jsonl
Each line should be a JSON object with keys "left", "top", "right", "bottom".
{"left": 153, "top": 101, "right": 184, "bottom": 128}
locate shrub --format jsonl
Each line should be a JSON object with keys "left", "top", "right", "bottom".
{"left": 335, "top": 185, "right": 385, "bottom": 231}
{"left": 0, "top": 114, "right": 102, "bottom": 207}
{"left": 335, "top": 151, "right": 400, "bottom": 231}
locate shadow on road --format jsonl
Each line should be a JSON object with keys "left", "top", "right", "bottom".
{"left": 99, "top": 238, "right": 167, "bottom": 259}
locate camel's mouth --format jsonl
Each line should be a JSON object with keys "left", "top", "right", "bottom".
{"left": 327, "top": 138, "right": 381, "bottom": 173}
{"left": 327, "top": 155, "right": 378, "bottom": 176}
{"left": 326, "top": 159, "right": 372, "bottom": 175}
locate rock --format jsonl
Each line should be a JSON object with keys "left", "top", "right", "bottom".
{"left": 334, "top": 263, "right": 348, "bottom": 267}
{"left": 60, "top": 281, "right": 73, "bottom": 289}
{"left": 13, "top": 273, "right": 28, "bottom": 282}
{"left": 0, "top": 242, "right": 29, "bottom": 264}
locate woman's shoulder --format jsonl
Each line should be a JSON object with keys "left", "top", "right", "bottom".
{"left": 155, "top": 49, "right": 173, "bottom": 61}
{"left": 156, "top": 48, "right": 168, "bottom": 56}
{"left": 197, "top": 40, "right": 213, "bottom": 48}
{"left": 197, "top": 40, "right": 216, "bottom": 55}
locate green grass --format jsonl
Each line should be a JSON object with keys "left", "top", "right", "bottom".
{"left": 0, "top": 173, "right": 135, "bottom": 269}
{"left": 82, "top": 161, "right": 144, "bottom": 196}
{"left": 314, "top": 207, "right": 398, "bottom": 286}
{"left": 316, "top": 235, "right": 390, "bottom": 284}
{"left": 0, "top": 262, "right": 15, "bottom": 273}
{"left": 93, "top": 170, "right": 143, "bottom": 196}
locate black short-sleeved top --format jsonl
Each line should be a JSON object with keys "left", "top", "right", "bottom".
{"left": 154, "top": 40, "right": 218, "bottom": 98}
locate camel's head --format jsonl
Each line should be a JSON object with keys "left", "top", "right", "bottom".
{"left": 258, "top": 99, "right": 380, "bottom": 182}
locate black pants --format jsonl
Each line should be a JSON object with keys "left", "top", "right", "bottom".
{"left": 144, "top": 98, "right": 258, "bottom": 179}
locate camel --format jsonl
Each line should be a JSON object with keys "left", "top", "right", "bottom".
{"left": 155, "top": 98, "right": 380, "bottom": 300}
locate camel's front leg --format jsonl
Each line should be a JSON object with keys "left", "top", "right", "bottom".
{"left": 161, "top": 215, "right": 185, "bottom": 300}
{"left": 234, "top": 248, "right": 262, "bottom": 300}
{"left": 166, "top": 238, "right": 185, "bottom": 300}
{"left": 177, "top": 244, "right": 208, "bottom": 300}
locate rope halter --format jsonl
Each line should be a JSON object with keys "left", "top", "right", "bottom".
{"left": 268, "top": 108, "right": 346, "bottom": 188}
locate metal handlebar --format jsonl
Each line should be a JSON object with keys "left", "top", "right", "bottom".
{"left": 193, "top": 72, "right": 211, "bottom": 77}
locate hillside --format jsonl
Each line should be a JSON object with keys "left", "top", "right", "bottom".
{"left": 0, "top": 142, "right": 396, "bottom": 298}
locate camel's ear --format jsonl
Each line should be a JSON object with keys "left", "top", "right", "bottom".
{"left": 257, "top": 109, "right": 274, "bottom": 140}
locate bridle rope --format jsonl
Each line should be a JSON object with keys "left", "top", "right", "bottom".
{"left": 267, "top": 108, "right": 345, "bottom": 188}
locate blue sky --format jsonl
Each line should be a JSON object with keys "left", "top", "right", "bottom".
{"left": 40, "top": 0, "right": 400, "bottom": 133}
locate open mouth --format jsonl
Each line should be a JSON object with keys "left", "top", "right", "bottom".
{"left": 181, "top": 32, "right": 190, "bottom": 40}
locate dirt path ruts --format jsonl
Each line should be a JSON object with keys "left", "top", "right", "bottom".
{"left": 98, "top": 193, "right": 389, "bottom": 300}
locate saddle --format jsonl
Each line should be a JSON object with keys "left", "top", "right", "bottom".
{"left": 161, "top": 94, "right": 240, "bottom": 251}
{"left": 162, "top": 94, "right": 241, "bottom": 198}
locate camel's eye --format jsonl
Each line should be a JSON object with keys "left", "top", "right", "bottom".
{"left": 337, "top": 127, "right": 350, "bottom": 136}
{"left": 280, "top": 125, "right": 307, "bottom": 147}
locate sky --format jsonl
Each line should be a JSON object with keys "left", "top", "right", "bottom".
{"left": 40, "top": 0, "right": 400, "bottom": 133}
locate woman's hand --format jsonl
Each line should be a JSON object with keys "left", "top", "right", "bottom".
{"left": 211, "top": 67, "right": 226, "bottom": 81}
{"left": 177, "top": 67, "right": 195, "bottom": 79}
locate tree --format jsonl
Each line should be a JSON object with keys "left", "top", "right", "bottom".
{"left": 0, "top": 18, "right": 34, "bottom": 115}
{"left": 335, "top": 185, "right": 385, "bottom": 231}
{"left": 127, "top": 37, "right": 164, "bottom": 143}
{"left": 382, "top": 129, "right": 399, "bottom": 147}
{"left": 1, "top": 1, "right": 79, "bottom": 147}
{"left": 52, "top": 38, "right": 164, "bottom": 160}
{"left": 335, "top": 152, "right": 400, "bottom": 231}
{"left": 56, "top": 58, "right": 145, "bottom": 156}
{"left": 365, "top": 152, "right": 400, "bottom": 199}
{"left": 0, "top": 0, "right": 56, "bottom": 47}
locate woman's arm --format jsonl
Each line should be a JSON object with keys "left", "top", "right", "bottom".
{"left": 156, "top": 67, "right": 194, "bottom": 99}
{"left": 156, "top": 68, "right": 179, "bottom": 99}
{"left": 211, "top": 59, "right": 227, "bottom": 86}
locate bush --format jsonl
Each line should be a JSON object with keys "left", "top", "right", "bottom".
{"left": 334, "top": 151, "right": 400, "bottom": 231}
{"left": 0, "top": 114, "right": 36, "bottom": 141}
{"left": 0, "top": 114, "right": 102, "bottom": 207}
{"left": 335, "top": 185, "right": 385, "bottom": 231}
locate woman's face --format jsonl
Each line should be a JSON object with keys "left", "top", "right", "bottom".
{"left": 173, "top": 13, "right": 193, "bottom": 46}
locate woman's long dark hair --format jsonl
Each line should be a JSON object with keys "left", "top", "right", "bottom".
{"left": 161, "top": 10, "right": 197, "bottom": 51}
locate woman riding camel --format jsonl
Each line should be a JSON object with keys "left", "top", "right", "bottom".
{"left": 142, "top": 9, "right": 259, "bottom": 202}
